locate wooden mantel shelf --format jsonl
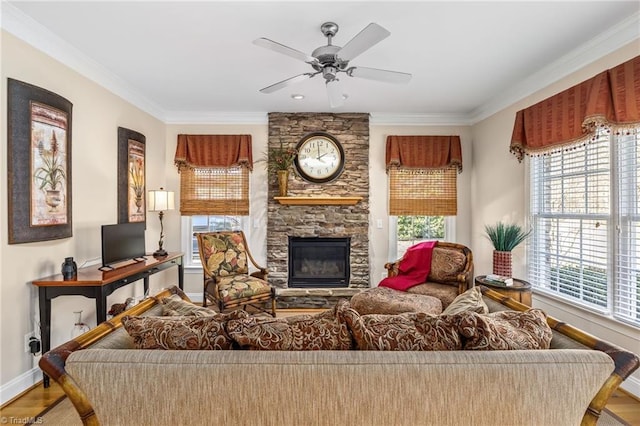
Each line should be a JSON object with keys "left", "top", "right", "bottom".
{"left": 274, "top": 196, "right": 363, "bottom": 205}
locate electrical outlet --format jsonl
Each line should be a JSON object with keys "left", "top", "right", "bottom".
{"left": 24, "top": 331, "right": 35, "bottom": 353}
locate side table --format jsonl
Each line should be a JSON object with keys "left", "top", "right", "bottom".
{"left": 475, "top": 275, "right": 532, "bottom": 307}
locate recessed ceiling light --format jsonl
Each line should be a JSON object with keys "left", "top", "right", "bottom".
{"left": 342, "top": 94, "right": 349, "bottom": 100}
{"left": 291, "top": 94, "right": 304, "bottom": 100}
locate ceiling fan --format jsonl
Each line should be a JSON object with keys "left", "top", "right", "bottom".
{"left": 253, "top": 22, "right": 412, "bottom": 108}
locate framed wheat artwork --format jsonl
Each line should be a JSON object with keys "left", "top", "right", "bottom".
{"left": 117, "top": 127, "right": 146, "bottom": 225}
{"left": 7, "top": 78, "right": 73, "bottom": 244}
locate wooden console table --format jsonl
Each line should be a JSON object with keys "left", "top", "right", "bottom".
{"left": 33, "top": 252, "right": 183, "bottom": 387}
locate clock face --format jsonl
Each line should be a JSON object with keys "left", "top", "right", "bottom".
{"left": 294, "top": 132, "right": 345, "bottom": 183}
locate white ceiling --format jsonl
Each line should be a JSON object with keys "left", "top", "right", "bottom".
{"left": 2, "top": 1, "right": 639, "bottom": 124}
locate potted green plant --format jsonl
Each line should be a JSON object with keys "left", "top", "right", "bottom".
{"left": 484, "top": 222, "right": 531, "bottom": 277}
{"left": 265, "top": 141, "right": 297, "bottom": 196}
{"left": 33, "top": 131, "right": 66, "bottom": 211}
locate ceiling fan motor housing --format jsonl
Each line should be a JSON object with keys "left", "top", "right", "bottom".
{"left": 311, "top": 45, "right": 349, "bottom": 72}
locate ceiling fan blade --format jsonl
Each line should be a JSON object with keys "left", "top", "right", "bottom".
{"left": 326, "top": 79, "right": 344, "bottom": 108}
{"left": 347, "top": 66, "right": 412, "bottom": 84}
{"left": 337, "top": 23, "right": 390, "bottom": 62}
{"left": 259, "top": 73, "right": 313, "bottom": 94}
{"left": 253, "top": 38, "right": 316, "bottom": 64}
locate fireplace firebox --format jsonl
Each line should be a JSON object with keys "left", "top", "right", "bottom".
{"left": 288, "top": 237, "right": 350, "bottom": 288}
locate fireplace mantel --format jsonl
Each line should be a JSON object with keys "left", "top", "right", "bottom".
{"left": 274, "top": 196, "right": 363, "bottom": 206}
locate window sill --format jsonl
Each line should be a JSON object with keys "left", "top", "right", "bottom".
{"left": 532, "top": 288, "right": 640, "bottom": 332}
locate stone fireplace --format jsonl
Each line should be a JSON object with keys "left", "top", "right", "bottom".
{"left": 266, "top": 112, "right": 369, "bottom": 308}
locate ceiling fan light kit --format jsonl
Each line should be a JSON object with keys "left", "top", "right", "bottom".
{"left": 254, "top": 21, "right": 411, "bottom": 108}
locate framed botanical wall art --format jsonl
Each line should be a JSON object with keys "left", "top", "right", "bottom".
{"left": 117, "top": 127, "right": 146, "bottom": 225}
{"left": 7, "top": 79, "right": 73, "bottom": 244}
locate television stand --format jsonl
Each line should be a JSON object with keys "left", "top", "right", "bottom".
{"left": 32, "top": 252, "right": 183, "bottom": 387}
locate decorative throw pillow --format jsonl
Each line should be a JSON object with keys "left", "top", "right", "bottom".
{"left": 458, "top": 309, "right": 552, "bottom": 350}
{"left": 122, "top": 309, "right": 248, "bottom": 350}
{"left": 160, "top": 294, "right": 218, "bottom": 317}
{"left": 226, "top": 300, "right": 353, "bottom": 350}
{"left": 441, "top": 286, "right": 488, "bottom": 315}
{"left": 428, "top": 247, "right": 467, "bottom": 283}
{"left": 341, "top": 306, "right": 462, "bottom": 351}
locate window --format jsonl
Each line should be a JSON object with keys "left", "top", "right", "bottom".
{"left": 396, "top": 215, "right": 445, "bottom": 254}
{"left": 528, "top": 130, "right": 639, "bottom": 327}
{"left": 390, "top": 216, "right": 454, "bottom": 260}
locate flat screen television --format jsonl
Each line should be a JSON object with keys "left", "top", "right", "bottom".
{"left": 100, "top": 222, "right": 146, "bottom": 270}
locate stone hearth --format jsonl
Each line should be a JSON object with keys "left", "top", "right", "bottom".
{"left": 266, "top": 112, "right": 370, "bottom": 308}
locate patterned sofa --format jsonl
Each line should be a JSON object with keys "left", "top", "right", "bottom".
{"left": 38, "top": 286, "right": 639, "bottom": 426}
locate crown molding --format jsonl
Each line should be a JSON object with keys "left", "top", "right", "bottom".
{"left": 163, "top": 111, "right": 268, "bottom": 125}
{"left": 3, "top": 3, "right": 638, "bottom": 127}
{"left": 1, "top": 2, "right": 168, "bottom": 121}
{"left": 369, "top": 113, "right": 473, "bottom": 126}
{"left": 468, "top": 11, "right": 640, "bottom": 125}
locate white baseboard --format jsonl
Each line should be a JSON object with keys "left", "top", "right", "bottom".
{"left": 0, "top": 366, "right": 42, "bottom": 406}
{"left": 620, "top": 374, "right": 640, "bottom": 399}
{"left": 185, "top": 292, "right": 202, "bottom": 303}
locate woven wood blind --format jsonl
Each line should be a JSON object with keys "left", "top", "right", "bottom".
{"left": 179, "top": 166, "right": 249, "bottom": 216}
{"left": 389, "top": 167, "right": 457, "bottom": 216}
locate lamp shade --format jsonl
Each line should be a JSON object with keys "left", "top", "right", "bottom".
{"left": 148, "top": 188, "right": 175, "bottom": 212}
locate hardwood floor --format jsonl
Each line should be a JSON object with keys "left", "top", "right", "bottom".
{"left": 2, "top": 379, "right": 639, "bottom": 425}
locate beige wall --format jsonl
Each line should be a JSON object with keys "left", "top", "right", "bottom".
{"left": 471, "top": 41, "right": 640, "bottom": 395}
{"left": 0, "top": 31, "right": 167, "bottom": 398}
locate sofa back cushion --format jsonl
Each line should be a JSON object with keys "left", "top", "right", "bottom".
{"left": 342, "top": 306, "right": 462, "bottom": 351}
{"left": 226, "top": 301, "right": 353, "bottom": 350}
{"left": 427, "top": 246, "right": 468, "bottom": 284}
{"left": 122, "top": 310, "right": 248, "bottom": 350}
{"left": 458, "top": 309, "right": 552, "bottom": 350}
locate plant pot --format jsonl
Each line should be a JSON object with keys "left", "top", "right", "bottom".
{"left": 277, "top": 170, "right": 289, "bottom": 197}
{"left": 45, "top": 189, "right": 62, "bottom": 211}
{"left": 493, "top": 250, "right": 512, "bottom": 277}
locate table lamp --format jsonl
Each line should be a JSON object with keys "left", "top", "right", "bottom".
{"left": 147, "top": 187, "right": 175, "bottom": 257}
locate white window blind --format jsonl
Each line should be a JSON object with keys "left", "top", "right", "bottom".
{"left": 615, "top": 132, "right": 640, "bottom": 324}
{"left": 529, "top": 130, "right": 640, "bottom": 327}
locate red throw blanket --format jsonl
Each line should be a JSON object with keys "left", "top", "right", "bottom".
{"left": 379, "top": 241, "right": 438, "bottom": 291}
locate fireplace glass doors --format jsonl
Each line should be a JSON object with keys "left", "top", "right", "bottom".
{"left": 288, "top": 237, "right": 350, "bottom": 288}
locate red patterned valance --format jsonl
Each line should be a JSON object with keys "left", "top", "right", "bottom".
{"left": 385, "top": 135, "right": 462, "bottom": 173}
{"left": 510, "top": 55, "right": 640, "bottom": 162}
{"left": 174, "top": 134, "right": 253, "bottom": 171}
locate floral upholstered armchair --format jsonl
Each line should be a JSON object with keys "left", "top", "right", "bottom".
{"left": 195, "top": 231, "right": 276, "bottom": 316}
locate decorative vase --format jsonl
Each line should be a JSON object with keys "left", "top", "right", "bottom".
{"left": 277, "top": 170, "right": 289, "bottom": 196}
{"left": 134, "top": 191, "right": 143, "bottom": 213}
{"left": 61, "top": 257, "right": 77, "bottom": 280}
{"left": 493, "top": 250, "right": 512, "bottom": 277}
{"left": 70, "top": 310, "right": 90, "bottom": 339}
{"left": 45, "top": 189, "right": 62, "bottom": 211}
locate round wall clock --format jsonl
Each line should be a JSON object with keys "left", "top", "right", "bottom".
{"left": 294, "top": 132, "right": 345, "bottom": 183}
